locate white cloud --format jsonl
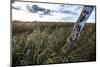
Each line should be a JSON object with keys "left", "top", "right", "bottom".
{"left": 12, "top": 1, "right": 95, "bottom": 23}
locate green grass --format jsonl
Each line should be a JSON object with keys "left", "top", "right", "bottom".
{"left": 12, "top": 21, "right": 96, "bottom": 66}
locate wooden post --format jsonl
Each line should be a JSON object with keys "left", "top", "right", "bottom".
{"left": 68, "top": 6, "right": 94, "bottom": 48}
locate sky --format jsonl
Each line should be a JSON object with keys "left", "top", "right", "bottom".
{"left": 12, "top": 1, "right": 96, "bottom": 23}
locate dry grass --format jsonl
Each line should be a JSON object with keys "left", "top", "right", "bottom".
{"left": 12, "top": 21, "right": 96, "bottom": 66}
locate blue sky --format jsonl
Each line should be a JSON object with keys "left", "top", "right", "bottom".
{"left": 12, "top": 2, "right": 96, "bottom": 23}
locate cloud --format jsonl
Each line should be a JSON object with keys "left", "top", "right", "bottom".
{"left": 12, "top": 1, "right": 95, "bottom": 23}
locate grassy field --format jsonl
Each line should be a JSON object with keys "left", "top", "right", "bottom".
{"left": 12, "top": 21, "right": 96, "bottom": 66}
